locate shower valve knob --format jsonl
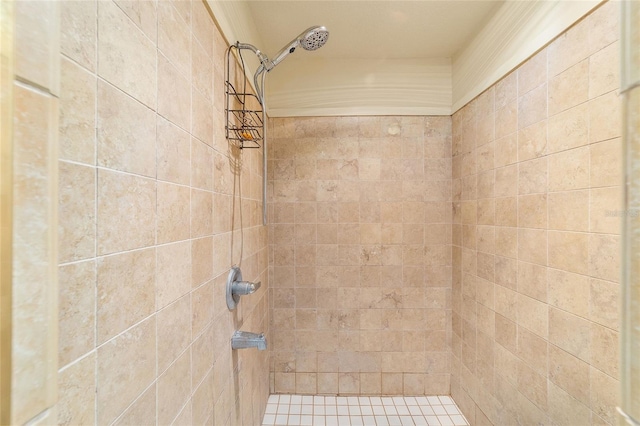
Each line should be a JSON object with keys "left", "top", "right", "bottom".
{"left": 231, "top": 280, "right": 261, "bottom": 296}
{"left": 226, "top": 267, "right": 261, "bottom": 310}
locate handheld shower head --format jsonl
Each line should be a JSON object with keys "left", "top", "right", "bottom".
{"left": 268, "top": 26, "right": 329, "bottom": 70}
{"left": 300, "top": 26, "right": 329, "bottom": 51}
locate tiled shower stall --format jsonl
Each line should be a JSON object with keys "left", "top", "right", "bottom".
{"left": 6, "top": 0, "right": 625, "bottom": 425}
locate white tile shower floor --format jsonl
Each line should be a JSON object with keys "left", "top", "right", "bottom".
{"left": 262, "top": 395, "right": 469, "bottom": 426}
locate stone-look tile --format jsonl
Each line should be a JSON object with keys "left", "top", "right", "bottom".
{"left": 97, "top": 248, "right": 156, "bottom": 344}
{"left": 172, "top": 401, "right": 192, "bottom": 426}
{"left": 547, "top": 18, "right": 591, "bottom": 77}
{"left": 590, "top": 366, "right": 618, "bottom": 425}
{"left": 191, "top": 371, "right": 215, "bottom": 424}
{"left": 547, "top": 103, "right": 589, "bottom": 154}
{"left": 589, "top": 234, "right": 619, "bottom": 282}
{"left": 114, "top": 0, "right": 158, "bottom": 42}
{"left": 518, "top": 194, "right": 547, "bottom": 229}
{"left": 518, "top": 84, "right": 547, "bottom": 129}
{"left": 157, "top": 241, "right": 192, "bottom": 309}
{"left": 157, "top": 184, "right": 190, "bottom": 246}
{"left": 158, "top": 54, "right": 191, "bottom": 131}
{"left": 548, "top": 190, "right": 589, "bottom": 232}
{"left": 518, "top": 157, "right": 547, "bottom": 195}
{"left": 59, "top": 161, "right": 96, "bottom": 263}
{"left": 590, "top": 323, "right": 619, "bottom": 378}
{"left": 158, "top": 0, "right": 191, "bottom": 79}
{"left": 157, "top": 116, "right": 191, "bottom": 185}
{"left": 548, "top": 231, "right": 589, "bottom": 275}
{"left": 97, "top": 169, "right": 156, "bottom": 255}
{"left": 192, "top": 37, "right": 213, "bottom": 102}
{"left": 517, "top": 49, "right": 547, "bottom": 95}
{"left": 590, "top": 138, "right": 622, "bottom": 188}
{"left": 518, "top": 228, "right": 547, "bottom": 266}
{"left": 157, "top": 295, "right": 192, "bottom": 373}
{"left": 59, "top": 57, "right": 96, "bottom": 165}
{"left": 191, "top": 189, "right": 213, "bottom": 238}
{"left": 547, "top": 381, "right": 591, "bottom": 426}
{"left": 590, "top": 186, "right": 622, "bottom": 234}
{"left": 98, "top": 0, "right": 157, "bottom": 108}
{"left": 548, "top": 344, "right": 590, "bottom": 405}
{"left": 517, "top": 294, "right": 548, "bottom": 338}
{"left": 15, "top": 0, "right": 56, "bottom": 88}
{"left": 192, "top": 324, "right": 213, "bottom": 391}
{"left": 495, "top": 101, "right": 517, "bottom": 139}
{"left": 97, "top": 80, "right": 156, "bottom": 177}
{"left": 192, "top": 0, "right": 214, "bottom": 57}
{"left": 548, "top": 146, "right": 590, "bottom": 191}
{"left": 61, "top": 0, "right": 96, "bottom": 71}
{"left": 57, "top": 353, "right": 96, "bottom": 426}
{"left": 548, "top": 308, "right": 591, "bottom": 362}
{"left": 589, "top": 91, "right": 622, "bottom": 143}
{"left": 191, "top": 138, "right": 213, "bottom": 190}
{"left": 589, "top": 278, "right": 619, "bottom": 330}
{"left": 112, "top": 384, "right": 156, "bottom": 426}
{"left": 495, "top": 165, "right": 517, "bottom": 197}
{"left": 548, "top": 60, "right": 589, "bottom": 116}
{"left": 191, "top": 87, "right": 213, "bottom": 145}
{"left": 518, "top": 120, "right": 546, "bottom": 161}
{"left": 517, "top": 261, "right": 547, "bottom": 302}
{"left": 548, "top": 269, "right": 590, "bottom": 318}
{"left": 494, "top": 134, "right": 517, "bottom": 168}
{"left": 587, "top": 0, "right": 619, "bottom": 53}
{"left": 158, "top": 349, "right": 191, "bottom": 425}
{"left": 590, "top": 41, "right": 620, "bottom": 98}
{"left": 59, "top": 260, "right": 95, "bottom": 367}
{"left": 516, "top": 362, "right": 547, "bottom": 410}
{"left": 97, "top": 317, "right": 156, "bottom": 425}
{"left": 192, "top": 280, "right": 213, "bottom": 337}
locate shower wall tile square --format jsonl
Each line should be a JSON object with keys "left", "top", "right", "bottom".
{"left": 451, "top": 2, "right": 621, "bottom": 424}
{"left": 97, "top": 0, "right": 157, "bottom": 109}
{"left": 59, "top": 57, "right": 96, "bottom": 165}
{"left": 57, "top": 1, "right": 269, "bottom": 424}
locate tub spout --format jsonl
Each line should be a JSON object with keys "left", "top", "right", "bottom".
{"left": 231, "top": 331, "right": 267, "bottom": 351}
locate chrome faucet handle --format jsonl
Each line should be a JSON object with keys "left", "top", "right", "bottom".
{"left": 226, "top": 267, "right": 262, "bottom": 310}
{"left": 231, "top": 280, "right": 261, "bottom": 296}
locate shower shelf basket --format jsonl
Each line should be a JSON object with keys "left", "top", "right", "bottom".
{"left": 225, "top": 45, "right": 263, "bottom": 149}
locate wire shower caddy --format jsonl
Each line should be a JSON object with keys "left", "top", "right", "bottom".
{"left": 225, "top": 44, "right": 263, "bottom": 149}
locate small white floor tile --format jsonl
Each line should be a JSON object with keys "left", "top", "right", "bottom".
{"left": 363, "top": 415, "right": 376, "bottom": 426}
{"left": 375, "top": 415, "right": 390, "bottom": 426}
{"left": 444, "top": 405, "right": 459, "bottom": 415}
{"left": 262, "top": 413, "right": 276, "bottom": 425}
{"left": 313, "top": 415, "right": 325, "bottom": 426}
{"left": 450, "top": 415, "right": 467, "bottom": 426}
{"left": 325, "top": 416, "right": 339, "bottom": 426}
{"left": 437, "top": 415, "right": 453, "bottom": 426}
{"left": 263, "top": 395, "right": 469, "bottom": 426}
{"left": 288, "top": 415, "right": 300, "bottom": 425}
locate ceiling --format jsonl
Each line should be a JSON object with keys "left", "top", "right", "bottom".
{"left": 209, "top": 0, "right": 601, "bottom": 116}
{"left": 246, "top": 1, "right": 503, "bottom": 60}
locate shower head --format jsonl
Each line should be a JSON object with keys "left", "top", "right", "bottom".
{"left": 235, "top": 25, "right": 328, "bottom": 102}
{"left": 299, "top": 26, "right": 330, "bottom": 51}
{"left": 267, "top": 26, "right": 329, "bottom": 70}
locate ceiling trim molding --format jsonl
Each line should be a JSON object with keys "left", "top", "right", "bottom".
{"left": 208, "top": 0, "right": 603, "bottom": 117}
{"left": 451, "top": 0, "right": 602, "bottom": 113}
{"left": 265, "top": 57, "right": 452, "bottom": 117}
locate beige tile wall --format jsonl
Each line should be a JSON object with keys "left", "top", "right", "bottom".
{"left": 268, "top": 116, "right": 453, "bottom": 395}
{"left": 450, "top": 2, "right": 621, "bottom": 425}
{"left": 57, "top": 1, "right": 269, "bottom": 425}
